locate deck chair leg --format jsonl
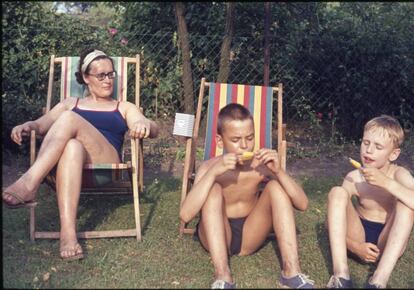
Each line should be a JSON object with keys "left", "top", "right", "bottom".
{"left": 29, "top": 206, "right": 36, "bottom": 241}
{"left": 179, "top": 137, "right": 195, "bottom": 236}
{"left": 131, "top": 138, "right": 142, "bottom": 241}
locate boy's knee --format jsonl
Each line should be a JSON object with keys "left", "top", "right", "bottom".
{"left": 203, "top": 183, "right": 224, "bottom": 205}
{"left": 265, "top": 180, "right": 286, "bottom": 198}
{"left": 395, "top": 200, "right": 414, "bottom": 218}
{"left": 328, "top": 186, "right": 348, "bottom": 202}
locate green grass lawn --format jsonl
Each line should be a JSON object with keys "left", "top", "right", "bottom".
{"left": 2, "top": 175, "right": 413, "bottom": 288}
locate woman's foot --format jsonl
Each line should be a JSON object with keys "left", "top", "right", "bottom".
{"left": 2, "top": 176, "right": 38, "bottom": 208}
{"left": 60, "top": 228, "right": 84, "bottom": 261}
{"left": 60, "top": 241, "right": 84, "bottom": 261}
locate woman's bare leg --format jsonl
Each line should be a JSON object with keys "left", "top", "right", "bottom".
{"left": 3, "top": 111, "right": 120, "bottom": 204}
{"left": 3, "top": 111, "right": 120, "bottom": 258}
{"left": 56, "top": 139, "right": 86, "bottom": 259}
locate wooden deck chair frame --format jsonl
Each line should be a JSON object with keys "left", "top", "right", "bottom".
{"left": 179, "top": 78, "right": 286, "bottom": 235}
{"left": 28, "top": 54, "right": 145, "bottom": 241}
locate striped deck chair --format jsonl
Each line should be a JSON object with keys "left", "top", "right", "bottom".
{"left": 179, "top": 78, "right": 286, "bottom": 235}
{"left": 29, "top": 54, "right": 145, "bottom": 241}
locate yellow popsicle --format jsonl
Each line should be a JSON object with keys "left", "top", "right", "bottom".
{"left": 349, "top": 158, "right": 362, "bottom": 169}
{"left": 241, "top": 151, "right": 254, "bottom": 161}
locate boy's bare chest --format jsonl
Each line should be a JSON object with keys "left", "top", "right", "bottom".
{"left": 356, "top": 183, "right": 396, "bottom": 212}
{"left": 217, "top": 169, "right": 265, "bottom": 194}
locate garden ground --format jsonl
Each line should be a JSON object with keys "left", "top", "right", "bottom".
{"left": 2, "top": 119, "right": 413, "bottom": 288}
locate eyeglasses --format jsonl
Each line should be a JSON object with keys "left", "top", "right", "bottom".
{"left": 87, "top": 71, "right": 117, "bottom": 81}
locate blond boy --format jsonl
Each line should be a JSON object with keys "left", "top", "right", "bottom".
{"left": 180, "top": 103, "right": 314, "bottom": 289}
{"left": 326, "top": 115, "right": 414, "bottom": 288}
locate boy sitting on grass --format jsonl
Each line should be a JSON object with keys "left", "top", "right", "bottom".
{"left": 326, "top": 115, "right": 414, "bottom": 289}
{"left": 180, "top": 103, "right": 314, "bottom": 289}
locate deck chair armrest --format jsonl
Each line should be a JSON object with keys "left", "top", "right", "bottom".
{"left": 30, "top": 130, "right": 37, "bottom": 165}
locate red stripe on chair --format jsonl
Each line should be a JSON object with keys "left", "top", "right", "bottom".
{"left": 231, "top": 84, "right": 238, "bottom": 103}
{"left": 243, "top": 85, "right": 250, "bottom": 108}
{"left": 260, "top": 86, "right": 267, "bottom": 148}
{"left": 210, "top": 84, "right": 221, "bottom": 158}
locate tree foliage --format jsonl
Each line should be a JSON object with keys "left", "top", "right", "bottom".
{"left": 2, "top": 2, "right": 413, "bottom": 155}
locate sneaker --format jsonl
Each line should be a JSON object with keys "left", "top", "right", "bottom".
{"left": 365, "top": 277, "right": 384, "bottom": 289}
{"left": 279, "top": 273, "right": 314, "bottom": 289}
{"left": 211, "top": 279, "right": 236, "bottom": 289}
{"left": 326, "top": 275, "right": 354, "bottom": 288}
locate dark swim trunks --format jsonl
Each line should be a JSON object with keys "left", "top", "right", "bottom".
{"left": 194, "top": 217, "right": 247, "bottom": 256}
{"left": 360, "top": 217, "right": 385, "bottom": 245}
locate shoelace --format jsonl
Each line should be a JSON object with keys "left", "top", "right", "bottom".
{"left": 211, "top": 280, "right": 226, "bottom": 289}
{"left": 297, "top": 273, "right": 315, "bottom": 287}
{"left": 327, "top": 276, "right": 342, "bottom": 288}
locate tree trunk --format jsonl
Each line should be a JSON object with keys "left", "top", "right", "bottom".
{"left": 217, "top": 2, "right": 235, "bottom": 83}
{"left": 263, "top": 2, "right": 271, "bottom": 86}
{"left": 174, "top": 2, "right": 194, "bottom": 114}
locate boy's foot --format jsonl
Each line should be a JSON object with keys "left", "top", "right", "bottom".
{"left": 326, "top": 275, "right": 354, "bottom": 288}
{"left": 211, "top": 279, "right": 236, "bottom": 289}
{"left": 279, "top": 273, "right": 314, "bottom": 288}
{"left": 365, "top": 277, "right": 384, "bottom": 289}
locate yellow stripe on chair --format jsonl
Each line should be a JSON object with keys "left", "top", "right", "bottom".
{"left": 253, "top": 86, "right": 262, "bottom": 150}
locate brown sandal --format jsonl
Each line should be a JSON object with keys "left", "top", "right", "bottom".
{"left": 2, "top": 191, "right": 37, "bottom": 209}
{"left": 60, "top": 243, "right": 84, "bottom": 261}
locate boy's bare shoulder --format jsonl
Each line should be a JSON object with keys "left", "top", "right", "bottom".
{"left": 394, "top": 165, "right": 414, "bottom": 187}
{"left": 344, "top": 169, "right": 363, "bottom": 184}
{"left": 196, "top": 156, "right": 220, "bottom": 174}
{"left": 341, "top": 169, "right": 363, "bottom": 196}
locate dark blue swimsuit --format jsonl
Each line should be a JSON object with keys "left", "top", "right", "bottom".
{"left": 72, "top": 98, "right": 128, "bottom": 157}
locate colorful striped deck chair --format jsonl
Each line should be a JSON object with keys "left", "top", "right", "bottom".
{"left": 179, "top": 78, "right": 286, "bottom": 235}
{"left": 29, "top": 54, "right": 145, "bottom": 241}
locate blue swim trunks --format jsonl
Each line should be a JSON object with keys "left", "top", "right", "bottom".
{"left": 360, "top": 217, "right": 385, "bottom": 245}
{"left": 194, "top": 217, "right": 247, "bottom": 256}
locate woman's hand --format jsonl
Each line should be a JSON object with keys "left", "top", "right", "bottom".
{"left": 255, "top": 148, "right": 280, "bottom": 174}
{"left": 129, "top": 118, "right": 152, "bottom": 139}
{"left": 11, "top": 122, "right": 33, "bottom": 145}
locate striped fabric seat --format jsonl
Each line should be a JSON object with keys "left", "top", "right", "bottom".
{"left": 204, "top": 82, "right": 273, "bottom": 160}
{"left": 178, "top": 78, "right": 285, "bottom": 236}
{"left": 60, "top": 56, "right": 128, "bottom": 101}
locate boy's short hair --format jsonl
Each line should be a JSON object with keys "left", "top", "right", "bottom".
{"left": 364, "top": 115, "right": 404, "bottom": 148}
{"left": 217, "top": 103, "right": 253, "bottom": 135}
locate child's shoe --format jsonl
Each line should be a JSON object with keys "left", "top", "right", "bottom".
{"left": 326, "top": 275, "right": 354, "bottom": 288}
{"left": 211, "top": 279, "right": 236, "bottom": 289}
{"left": 279, "top": 273, "right": 314, "bottom": 288}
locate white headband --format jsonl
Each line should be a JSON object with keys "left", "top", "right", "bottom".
{"left": 81, "top": 50, "right": 107, "bottom": 73}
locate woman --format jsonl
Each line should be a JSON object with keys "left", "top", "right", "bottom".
{"left": 2, "top": 49, "right": 159, "bottom": 260}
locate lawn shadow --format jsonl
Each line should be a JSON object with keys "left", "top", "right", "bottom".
{"left": 316, "top": 220, "right": 333, "bottom": 275}
{"left": 139, "top": 175, "right": 181, "bottom": 235}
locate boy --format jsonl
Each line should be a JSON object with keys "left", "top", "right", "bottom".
{"left": 326, "top": 115, "right": 414, "bottom": 288}
{"left": 180, "top": 103, "right": 314, "bottom": 289}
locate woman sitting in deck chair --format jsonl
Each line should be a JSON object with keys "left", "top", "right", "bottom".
{"left": 2, "top": 48, "right": 158, "bottom": 260}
